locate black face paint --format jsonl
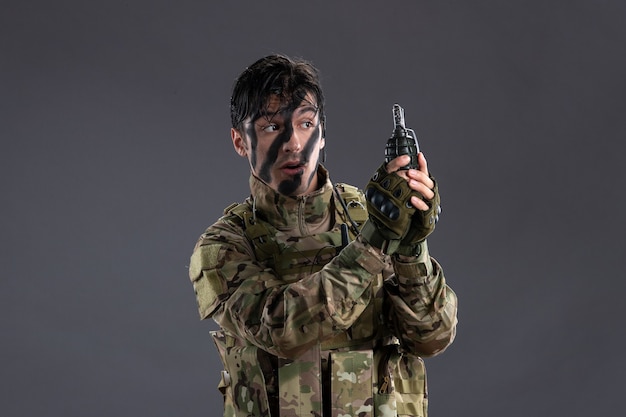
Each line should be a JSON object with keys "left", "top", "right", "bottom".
{"left": 277, "top": 172, "right": 302, "bottom": 196}
{"left": 246, "top": 97, "right": 286, "bottom": 178}
{"left": 276, "top": 122, "right": 321, "bottom": 196}
{"left": 244, "top": 123, "right": 259, "bottom": 171}
{"left": 258, "top": 112, "right": 293, "bottom": 184}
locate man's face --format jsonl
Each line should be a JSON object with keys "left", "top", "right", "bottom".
{"left": 231, "top": 92, "right": 325, "bottom": 196}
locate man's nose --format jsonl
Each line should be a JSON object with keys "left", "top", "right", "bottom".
{"left": 282, "top": 127, "right": 303, "bottom": 152}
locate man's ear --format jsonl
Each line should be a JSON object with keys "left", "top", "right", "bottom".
{"left": 231, "top": 128, "right": 248, "bottom": 157}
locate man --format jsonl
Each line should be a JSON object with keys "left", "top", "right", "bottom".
{"left": 188, "top": 54, "right": 458, "bottom": 417}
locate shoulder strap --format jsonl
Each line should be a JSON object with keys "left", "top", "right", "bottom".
{"left": 333, "top": 183, "right": 368, "bottom": 239}
{"left": 224, "top": 202, "right": 279, "bottom": 263}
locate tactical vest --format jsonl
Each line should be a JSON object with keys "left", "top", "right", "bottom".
{"left": 211, "top": 183, "right": 428, "bottom": 417}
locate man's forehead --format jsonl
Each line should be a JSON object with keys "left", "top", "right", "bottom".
{"left": 246, "top": 92, "right": 318, "bottom": 125}
{"left": 264, "top": 92, "right": 318, "bottom": 113}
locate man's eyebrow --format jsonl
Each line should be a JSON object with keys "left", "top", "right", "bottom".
{"left": 294, "top": 105, "right": 319, "bottom": 116}
{"left": 251, "top": 109, "right": 282, "bottom": 124}
{"left": 250, "top": 101, "right": 318, "bottom": 123}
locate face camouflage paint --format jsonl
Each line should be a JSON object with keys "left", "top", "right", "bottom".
{"left": 275, "top": 121, "right": 321, "bottom": 196}
{"left": 237, "top": 92, "right": 325, "bottom": 196}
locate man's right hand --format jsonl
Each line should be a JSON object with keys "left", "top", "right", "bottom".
{"left": 361, "top": 153, "right": 440, "bottom": 255}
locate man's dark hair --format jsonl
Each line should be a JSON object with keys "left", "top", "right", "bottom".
{"left": 230, "top": 54, "right": 326, "bottom": 134}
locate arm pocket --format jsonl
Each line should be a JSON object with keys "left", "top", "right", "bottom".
{"left": 189, "top": 244, "right": 226, "bottom": 319}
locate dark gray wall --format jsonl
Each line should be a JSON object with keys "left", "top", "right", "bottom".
{"left": 2, "top": 1, "right": 625, "bottom": 415}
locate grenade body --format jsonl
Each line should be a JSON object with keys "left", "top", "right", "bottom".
{"left": 384, "top": 104, "right": 420, "bottom": 170}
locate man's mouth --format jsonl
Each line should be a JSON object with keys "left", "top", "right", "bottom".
{"left": 280, "top": 161, "right": 305, "bottom": 176}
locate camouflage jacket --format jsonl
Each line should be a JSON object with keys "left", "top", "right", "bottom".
{"left": 189, "top": 165, "right": 458, "bottom": 417}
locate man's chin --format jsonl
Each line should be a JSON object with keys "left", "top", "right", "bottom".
{"left": 277, "top": 176, "right": 303, "bottom": 196}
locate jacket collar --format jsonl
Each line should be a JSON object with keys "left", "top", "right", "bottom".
{"left": 248, "top": 164, "right": 334, "bottom": 235}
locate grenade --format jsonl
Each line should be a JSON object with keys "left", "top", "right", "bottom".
{"left": 384, "top": 104, "right": 420, "bottom": 170}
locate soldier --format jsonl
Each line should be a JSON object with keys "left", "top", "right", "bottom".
{"left": 188, "top": 54, "right": 458, "bottom": 417}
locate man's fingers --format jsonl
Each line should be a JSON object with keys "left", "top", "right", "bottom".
{"left": 385, "top": 155, "right": 411, "bottom": 173}
{"left": 417, "top": 152, "right": 429, "bottom": 176}
{"left": 409, "top": 179, "right": 435, "bottom": 200}
{"left": 384, "top": 153, "right": 434, "bottom": 208}
{"left": 411, "top": 195, "right": 430, "bottom": 211}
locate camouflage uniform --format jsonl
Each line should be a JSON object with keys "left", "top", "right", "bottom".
{"left": 189, "top": 165, "right": 458, "bottom": 417}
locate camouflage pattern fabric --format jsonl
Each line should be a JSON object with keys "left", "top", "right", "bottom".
{"left": 277, "top": 347, "right": 323, "bottom": 416}
{"left": 329, "top": 349, "right": 374, "bottom": 416}
{"left": 189, "top": 165, "right": 458, "bottom": 416}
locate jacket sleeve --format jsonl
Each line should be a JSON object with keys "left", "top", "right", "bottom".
{"left": 188, "top": 217, "right": 387, "bottom": 359}
{"left": 384, "top": 240, "right": 458, "bottom": 357}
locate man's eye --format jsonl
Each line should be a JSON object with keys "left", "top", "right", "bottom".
{"left": 262, "top": 124, "right": 279, "bottom": 133}
{"left": 300, "top": 121, "right": 314, "bottom": 129}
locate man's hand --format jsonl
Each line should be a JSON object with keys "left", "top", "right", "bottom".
{"left": 361, "top": 152, "right": 440, "bottom": 255}
{"left": 389, "top": 153, "right": 441, "bottom": 256}
{"left": 387, "top": 153, "right": 435, "bottom": 211}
